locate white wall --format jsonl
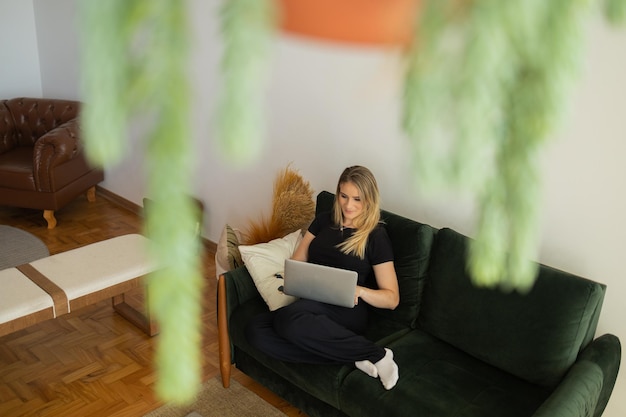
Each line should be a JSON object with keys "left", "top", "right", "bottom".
{"left": 33, "top": 0, "right": 80, "bottom": 100}
{"left": 0, "top": 0, "right": 42, "bottom": 97}
{"left": 15, "top": 2, "right": 626, "bottom": 415}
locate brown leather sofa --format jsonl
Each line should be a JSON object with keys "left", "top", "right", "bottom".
{"left": 0, "top": 97, "right": 104, "bottom": 228}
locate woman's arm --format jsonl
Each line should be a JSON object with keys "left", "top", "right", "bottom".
{"left": 355, "top": 261, "right": 400, "bottom": 310}
{"left": 291, "top": 231, "right": 315, "bottom": 262}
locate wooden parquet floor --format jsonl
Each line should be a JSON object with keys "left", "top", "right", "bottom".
{"left": 0, "top": 189, "right": 304, "bottom": 417}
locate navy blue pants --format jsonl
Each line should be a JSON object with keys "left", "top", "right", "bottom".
{"left": 245, "top": 299, "right": 386, "bottom": 364}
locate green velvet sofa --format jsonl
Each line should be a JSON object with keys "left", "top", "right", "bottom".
{"left": 217, "top": 191, "right": 621, "bottom": 417}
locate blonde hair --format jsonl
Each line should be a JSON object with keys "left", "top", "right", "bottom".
{"left": 333, "top": 166, "right": 381, "bottom": 259}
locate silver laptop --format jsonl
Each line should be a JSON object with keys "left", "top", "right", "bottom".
{"left": 283, "top": 259, "right": 358, "bottom": 308}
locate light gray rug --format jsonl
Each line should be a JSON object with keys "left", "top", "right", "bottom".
{"left": 0, "top": 225, "right": 49, "bottom": 269}
{"left": 143, "top": 377, "right": 287, "bottom": 417}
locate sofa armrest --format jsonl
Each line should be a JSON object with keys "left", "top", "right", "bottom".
{"left": 532, "top": 334, "right": 621, "bottom": 417}
{"left": 222, "top": 265, "right": 262, "bottom": 308}
{"left": 217, "top": 266, "right": 261, "bottom": 387}
{"left": 32, "top": 118, "right": 83, "bottom": 191}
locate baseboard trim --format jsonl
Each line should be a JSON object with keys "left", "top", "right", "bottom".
{"left": 96, "top": 186, "right": 217, "bottom": 254}
{"left": 97, "top": 186, "right": 142, "bottom": 215}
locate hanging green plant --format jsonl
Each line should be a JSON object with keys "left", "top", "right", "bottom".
{"left": 212, "top": 0, "right": 626, "bottom": 293}
{"left": 80, "top": 0, "right": 203, "bottom": 405}
{"left": 214, "top": 0, "right": 625, "bottom": 292}
{"left": 403, "top": 0, "right": 625, "bottom": 292}
{"left": 217, "top": 0, "right": 277, "bottom": 164}
{"left": 604, "top": 0, "right": 626, "bottom": 24}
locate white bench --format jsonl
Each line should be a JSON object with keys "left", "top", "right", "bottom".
{"left": 0, "top": 234, "right": 159, "bottom": 337}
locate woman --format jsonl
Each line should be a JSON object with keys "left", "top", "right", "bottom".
{"left": 246, "top": 166, "right": 400, "bottom": 390}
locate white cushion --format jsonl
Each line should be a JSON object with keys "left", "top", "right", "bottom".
{"left": 29, "top": 234, "right": 157, "bottom": 304}
{"left": 238, "top": 230, "right": 302, "bottom": 311}
{"left": 0, "top": 268, "right": 54, "bottom": 322}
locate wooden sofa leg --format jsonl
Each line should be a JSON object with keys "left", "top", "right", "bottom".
{"left": 87, "top": 186, "right": 97, "bottom": 202}
{"left": 218, "top": 275, "right": 232, "bottom": 388}
{"left": 43, "top": 210, "right": 57, "bottom": 229}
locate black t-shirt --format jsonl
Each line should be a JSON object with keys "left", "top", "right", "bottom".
{"left": 307, "top": 211, "right": 394, "bottom": 286}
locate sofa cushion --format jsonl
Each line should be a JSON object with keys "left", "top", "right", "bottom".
{"left": 373, "top": 210, "right": 435, "bottom": 328}
{"left": 0, "top": 147, "right": 36, "bottom": 190}
{"left": 316, "top": 191, "right": 436, "bottom": 328}
{"left": 418, "top": 228, "right": 606, "bottom": 388}
{"left": 215, "top": 224, "right": 243, "bottom": 279}
{"left": 339, "top": 329, "right": 550, "bottom": 417}
{"left": 229, "top": 297, "right": 350, "bottom": 409}
{"left": 235, "top": 350, "right": 347, "bottom": 417}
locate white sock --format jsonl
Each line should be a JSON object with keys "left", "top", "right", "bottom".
{"left": 374, "top": 348, "right": 399, "bottom": 390}
{"left": 355, "top": 360, "right": 378, "bottom": 378}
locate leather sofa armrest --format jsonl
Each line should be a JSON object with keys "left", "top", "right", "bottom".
{"left": 532, "top": 334, "right": 621, "bottom": 417}
{"left": 32, "top": 118, "right": 83, "bottom": 191}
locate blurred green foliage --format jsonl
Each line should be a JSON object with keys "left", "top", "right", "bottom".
{"left": 217, "top": 0, "right": 277, "bottom": 164}
{"left": 403, "top": 0, "right": 625, "bottom": 292}
{"left": 80, "top": 0, "right": 203, "bottom": 405}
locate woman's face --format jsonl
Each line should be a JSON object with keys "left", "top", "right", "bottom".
{"left": 338, "top": 181, "right": 363, "bottom": 227}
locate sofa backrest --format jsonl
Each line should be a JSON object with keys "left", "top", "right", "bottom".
{"left": 4, "top": 98, "right": 79, "bottom": 147}
{"left": 316, "top": 191, "right": 436, "bottom": 328}
{"left": 418, "top": 227, "right": 606, "bottom": 388}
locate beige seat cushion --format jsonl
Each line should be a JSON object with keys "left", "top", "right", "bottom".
{"left": 29, "top": 234, "right": 156, "bottom": 307}
{"left": 0, "top": 267, "right": 54, "bottom": 322}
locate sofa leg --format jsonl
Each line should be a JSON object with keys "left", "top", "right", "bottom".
{"left": 87, "top": 185, "right": 97, "bottom": 202}
{"left": 113, "top": 293, "right": 159, "bottom": 337}
{"left": 43, "top": 210, "right": 57, "bottom": 229}
{"left": 218, "top": 275, "right": 232, "bottom": 388}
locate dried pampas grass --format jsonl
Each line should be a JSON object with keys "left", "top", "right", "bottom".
{"left": 244, "top": 165, "right": 315, "bottom": 245}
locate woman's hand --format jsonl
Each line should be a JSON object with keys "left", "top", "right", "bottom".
{"left": 291, "top": 231, "right": 315, "bottom": 262}
{"left": 354, "top": 286, "right": 364, "bottom": 306}
{"left": 355, "top": 262, "right": 400, "bottom": 309}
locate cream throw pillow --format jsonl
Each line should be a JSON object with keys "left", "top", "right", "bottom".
{"left": 238, "top": 230, "right": 302, "bottom": 311}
